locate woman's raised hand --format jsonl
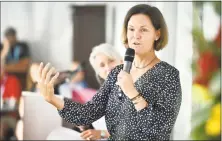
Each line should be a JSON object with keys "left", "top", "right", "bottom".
{"left": 37, "top": 62, "right": 59, "bottom": 102}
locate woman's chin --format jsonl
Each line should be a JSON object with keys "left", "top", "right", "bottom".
{"left": 134, "top": 49, "right": 143, "bottom": 54}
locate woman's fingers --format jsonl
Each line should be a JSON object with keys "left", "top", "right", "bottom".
{"left": 49, "top": 72, "right": 59, "bottom": 85}
{"left": 41, "top": 63, "right": 51, "bottom": 81}
{"left": 36, "top": 62, "right": 57, "bottom": 102}
{"left": 81, "top": 130, "right": 92, "bottom": 139}
{"left": 87, "top": 135, "right": 93, "bottom": 140}
{"left": 45, "top": 67, "right": 55, "bottom": 84}
{"left": 38, "top": 62, "right": 44, "bottom": 82}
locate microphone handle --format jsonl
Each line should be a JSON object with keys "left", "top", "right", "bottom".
{"left": 118, "top": 61, "right": 133, "bottom": 99}
{"left": 123, "top": 61, "right": 132, "bottom": 73}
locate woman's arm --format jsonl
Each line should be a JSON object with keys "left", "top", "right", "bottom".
{"left": 48, "top": 95, "right": 64, "bottom": 110}
{"left": 57, "top": 71, "right": 113, "bottom": 126}
{"left": 125, "top": 88, "right": 148, "bottom": 111}
{"left": 38, "top": 62, "right": 112, "bottom": 126}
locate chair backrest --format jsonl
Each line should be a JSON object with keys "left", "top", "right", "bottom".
{"left": 21, "top": 91, "right": 63, "bottom": 140}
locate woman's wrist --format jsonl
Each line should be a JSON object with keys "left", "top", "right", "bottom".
{"left": 49, "top": 95, "right": 64, "bottom": 110}
{"left": 126, "top": 87, "right": 139, "bottom": 99}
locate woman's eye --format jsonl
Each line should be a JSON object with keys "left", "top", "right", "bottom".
{"left": 108, "top": 59, "right": 114, "bottom": 63}
{"left": 100, "top": 63, "right": 105, "bottom": 68}
{"left": 141, "top": 28, "right": 148, "bottom": 32}
{"left": 128, "top": 28, "right": 134, "bottom": 31}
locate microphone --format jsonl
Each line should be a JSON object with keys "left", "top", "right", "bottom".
{"left": 118, "top": 48, "right": 135, "bottom": 99}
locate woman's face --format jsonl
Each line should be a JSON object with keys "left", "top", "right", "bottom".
{"left": 127, "top": 14, "right": 160, "bottom": 55}
{"left": 94, "top": 53, "right": 121, "bottom": 79}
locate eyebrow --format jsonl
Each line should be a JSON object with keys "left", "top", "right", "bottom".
{"left": 128, "top": 25, "right": 149, "bottom": 28}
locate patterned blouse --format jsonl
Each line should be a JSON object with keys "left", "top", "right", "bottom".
{"left": 58, "top": 61, "right": 182, "bottom": 140}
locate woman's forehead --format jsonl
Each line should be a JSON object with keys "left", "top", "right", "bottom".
{"left": 95, "top": 53, "right": 112, "bottom": 60}
{"left": 128, "top": 14, "right": 153, "bottom": 28}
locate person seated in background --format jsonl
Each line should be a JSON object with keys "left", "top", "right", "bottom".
{"left": 0, "top": 59, "right": 22, "bottom": 109}
{"left": 0, "top": 58, "right": 22, "bottom": 140}
{"left": 0, "top": 27, "right": 31, "bottom": 73}
{"left": 89, "top": 43, "right": 123, "bottom": 85}
{"left": 58, "top": 61, "right": 88, "bottom": 99}
{"left": 27, "top": 62, "right": 40, "bottom": 92}
{"left": 47, "top": 43, "right": 122, "bottom": 140}
{"left": 70, "top": 61, "right": 88, "bottom": 89}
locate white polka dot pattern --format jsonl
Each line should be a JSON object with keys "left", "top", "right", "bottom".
{"left": 58, "top": 61, "right": 182, "bottom": 140}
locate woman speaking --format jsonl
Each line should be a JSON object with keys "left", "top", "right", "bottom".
{"left": 37, "top": 4, "right": 182, "bottom": 140}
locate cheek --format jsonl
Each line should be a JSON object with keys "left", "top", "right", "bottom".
{"left": 127, "top": 32, "right": 133, "bottom": 42}
{"left": 98, "top": 67, "right": 106, "bottom": 75}
{"left": 98, "top": 71, "right": 106, "bottom": 79}
{"left": 142, "top": 34, "right": 155, "bottom": 44}
{"left": 112, "top": 61, "right": 120, "bottom": 67}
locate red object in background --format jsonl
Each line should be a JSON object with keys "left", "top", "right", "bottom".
{"left": 72, "top": 88, "right": 97, "bottom": 104}
{"left": 1, "top": 74, "right": 22, "bottom": 100}
{"left": 197, "top": 51, "right": 219, "bottom": 83}
{"left": 214, "top": 25, "right": 221, "bottom": 48}
{"left": 193, "top": 75, "right": 209, "bottom": 86}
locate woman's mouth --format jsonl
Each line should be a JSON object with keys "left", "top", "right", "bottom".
{"left": 132, "top": 42, "right": 141, "bottom": 47}
{"left": 133, "top": 42, "right": 140, "bottom": 45}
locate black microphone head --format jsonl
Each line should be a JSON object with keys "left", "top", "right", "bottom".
{"left": 124, "top": 48, "right": 135, "bottom": 62}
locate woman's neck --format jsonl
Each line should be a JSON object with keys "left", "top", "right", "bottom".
{"left": 133, "top": 51, "right": 157, "bottom": 68}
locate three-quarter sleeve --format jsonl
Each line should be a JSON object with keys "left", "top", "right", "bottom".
{"left": 57, "top": 71, "right": 113, "bottom": 126}
{"left": 128, "top": 69, "right": 182, "bottom": 140}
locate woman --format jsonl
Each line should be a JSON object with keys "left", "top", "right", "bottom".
{"left": 89, "top": 43, "right": 123, "bottom": 85}
{"left": 38, "top": 4, "right": 182, "bottom": 140}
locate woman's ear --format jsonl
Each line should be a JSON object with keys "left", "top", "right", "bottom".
{"left": 155, "top": 29, "right": 161, "bottom": 41}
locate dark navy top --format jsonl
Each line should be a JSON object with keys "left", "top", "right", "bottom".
{"left": 58, "top": 61, "right": 182, "bottom": 140}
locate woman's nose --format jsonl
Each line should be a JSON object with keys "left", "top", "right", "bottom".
{"left": 134, "top": 30, "right": 141, "bottom": 39}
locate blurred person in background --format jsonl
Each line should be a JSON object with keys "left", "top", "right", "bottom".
{"left": 89, "top": 43, "right": 123, "bottom": 85}
{"left": 0, "top": 27, "right": 31, "bottom": 73}
{"left": 0, "top": 50, "right": 22, "bottom": 140}
{"left": 0, "top": 59, "right": 21, "bottom": 109}
{"left": 58, "top": 61, "right": 88, "bottom": 99}
{"left": 27, "top": 62, "right": 41, "bottom": 92}
{"left": 47, "top": 43, "right": 122, "bottom": 140}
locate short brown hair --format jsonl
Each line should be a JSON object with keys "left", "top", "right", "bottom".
{"left": 4, "top": 27, "right": 17, "bottom": 37}
{"left": 122, "top": 4, "right": 168, "bottom": 51}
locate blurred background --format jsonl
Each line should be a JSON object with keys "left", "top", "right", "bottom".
{"left": 0, "top": 1, "right": 221, "bottom": 140}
